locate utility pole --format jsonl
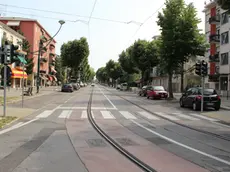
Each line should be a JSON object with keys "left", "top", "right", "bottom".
{"left": 36, "top": 38, "right": 43, "bottom": 94}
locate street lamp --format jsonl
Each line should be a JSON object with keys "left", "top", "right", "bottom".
{"left": 36, "top": 20, "right": 65, "bottom": 93}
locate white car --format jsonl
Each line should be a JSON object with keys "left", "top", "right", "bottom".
{"left": 91, "top": 83, "right": 95, "bottom": 86}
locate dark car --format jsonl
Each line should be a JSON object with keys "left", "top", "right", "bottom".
{"left": 180, "top": 87, "right": 221, "bottom": 111}
{"left": 138, "top": 86, "right": 148, "bottom": 96}
{"left": 147, "top": 86, "right": 168, "bottom": 99}
{"left": 61, "top": 84, "right": 74, "bottom": 92}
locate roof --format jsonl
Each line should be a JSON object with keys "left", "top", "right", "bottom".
{"left": 0, "top": 21, "right": 25, "bottom": 39}
{"left": 0, "top": 17, "right": 56, "bottom": 43}
{"left": 203, "top": 1, "right": 217, "bottom": 12}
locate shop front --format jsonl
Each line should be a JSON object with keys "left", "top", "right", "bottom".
{"left": 11, "top": 67, "right": 28, "bottom": 88}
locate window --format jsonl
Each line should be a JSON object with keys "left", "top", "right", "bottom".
{"left": 221, "top": 12, "right": 229, "bottom": 25}
{"left": 221, "top": 31, "right": 229, "bottom": 44}
{"left": 217, "top": 29, "right": 220, "bottom": 35}
{"left": 220, "top": 52, "right": 228, "bottom": 65}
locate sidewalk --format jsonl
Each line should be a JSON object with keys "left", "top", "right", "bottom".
{"left": 0, "top": 86, "right": 61, "bottom": 104}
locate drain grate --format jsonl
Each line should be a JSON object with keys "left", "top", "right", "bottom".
{"left": 86, "top": 139, "right": 107, "bottom": 147}
{"left": 115, "top": 137, "right": 137, "bottom": 146}
{"left": 146, "top": 137, "right": 171, "bottom": 145}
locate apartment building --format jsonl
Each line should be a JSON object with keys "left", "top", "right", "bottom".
{"left": 203, "top": 1, "right": 230, "bottom": 92}
{"left": 0, "top": 17, "right": 57, "bottom": 86}
{"left": 0, "top": 21, "right": 27, "bottom": 88}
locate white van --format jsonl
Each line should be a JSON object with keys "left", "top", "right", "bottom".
{"left": 120, "top": 83, "right": 128, "bottom": 91}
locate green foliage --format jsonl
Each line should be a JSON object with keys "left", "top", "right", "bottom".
{"left": 17, "top": 30, "right": 34, "bottom": 75}
{"left": 61, "top": 37, "right": 89, "bottom": 69}
{"left": 55, "top": 55, "right": 64, "bottom": 83}
{"left": 105, "top": 60, "right": 124, "bottom": 81}
{"left": 96, "top": 67, "right": 108, "bottom": 83}
{"left": 157, "top": 0, "right": 205, "bottom": 98}
{"left": 118, "top": 47, "right": 139, "bottom": 74}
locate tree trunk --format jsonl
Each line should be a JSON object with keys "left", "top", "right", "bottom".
{"left": 180, "top": 63, "right": 184, "bottom": 93}
{"left": 168, "top": 72, "right": 174, "bottom": 99}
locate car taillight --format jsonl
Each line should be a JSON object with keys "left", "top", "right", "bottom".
{"left": 196, "top": 95, "right": 202, "bottom": 100}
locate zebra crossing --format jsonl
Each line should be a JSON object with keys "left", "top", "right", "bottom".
{"left": 34, "top": 109, "right": 219, "bottom": 122}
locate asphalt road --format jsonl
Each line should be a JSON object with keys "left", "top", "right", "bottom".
{"left": 0, "top": 85, "right": 230, "bottom": 172}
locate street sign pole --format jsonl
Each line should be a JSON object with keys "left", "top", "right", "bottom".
{"left": 3, "top": 46, "right": 9, "bottom": 117}
{"left": 201, "top": 75, "right": 205, "bottom": 112}
{"left": 22, "top": 63, "right": 25, "bottom": 108}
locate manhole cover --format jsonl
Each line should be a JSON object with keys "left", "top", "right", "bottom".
{"left": 146, "top": 137, "right": 171, "bottom": 145}
{"left": 86, "top": 139, "right": 107, "bottom": 147}
{"left": 115, "top": 138, "right": 137, "bottom": 146}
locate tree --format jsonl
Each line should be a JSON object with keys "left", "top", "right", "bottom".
{"left": 61, "top": 37, "right": 89, "bottom": 69}
{"left": 118, "top": 47, "right": 139, "bottom": 74}
{"left": 55, "top": 55, "right": 64, "bottom": 83}
{"left": 17, "top": 30, "right": 34, "bottom": 75}
{"left": 130, "top": 39, "right": 159, "bottom": 85}
{"left": 215, "top": 0, "right": 230, "bottom": 12}
{"left": 157, "top": 0, "right": 205, "bottom": 98}
{"left": 96, "top": 67, "right": 108, "bottom": 83}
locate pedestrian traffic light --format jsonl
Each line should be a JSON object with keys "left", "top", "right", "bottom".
{"left": 201, "top": 60, "right": 208, "bottom": 76}
{"left": 195, "top": 62, "right": 201, "bottom": 76}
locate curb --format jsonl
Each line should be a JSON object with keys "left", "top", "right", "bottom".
{"left": 0, "top": 117, "right": 19, "bottom": 129}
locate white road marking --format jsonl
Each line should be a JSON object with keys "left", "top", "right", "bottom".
{"left": 154, "top": 112, "right": 179, "bottom": 121}
{"left": 131, "top": 120, "right": 230, "bottom": 166}
{"left": 81, "top": 110, "right": 94, "bottom": 119}
{"left": 100, "top": 111, "right": 115, "bottom": 119}
{"left": 119, "top": 111, "right": 137, "bottom": 119}
{"left": 172, "top": 112, "right": 200, "bottom": 121}
{"left": 190, "top": 113, "right": 219, "bottom": 122}
{"left": 36, "top": 110, "right": 53, "bottom": 118}
{"left": 97, "top": 86, "right": 117, "bottom": 109}
{"left": 0, "top": 118, "right": 38, "bottom": 135}
{"left": 58, "top": 110, "right": 72, "bottom": 119}
{"left": 138, "top": 111, "right": 160, "bottom": 120}
{"left": 57, "top": 107, "right": 116, "bottom": 110}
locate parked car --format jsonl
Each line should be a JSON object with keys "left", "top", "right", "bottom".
{"left": 91, "top": 83, "right": 95, "bottom": 86}
{"left": 71, "top": 83, "right": 79, "bottom": 90}
{"left": 120, "top": 83, "right": 128, "bottom": 91}
{"left": 80, "top": 82, "right": 84, "bottom": 87}
{"left": 61, "top": 84, "right": 74, "bottom": 92}
{"left": 116, "top": 84, "right": 121, "bottom": 90}
{"left": 138, "top": 85, "right": 148, "bottom": 96}
{"left": 147, "top": 86, "right": 168, "bottom": 99}
{"left": 180, "top": 87, "right": 221, "bottom": 111}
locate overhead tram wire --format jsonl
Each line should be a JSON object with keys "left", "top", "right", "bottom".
{"left": 87, "top": 0, "right": 98, "bottom": 65}
{"left": 125, "top": 3, "right": 165, "bottom": 47}
{"left": 0, "top": 3, "right": 140, "bottom": 25}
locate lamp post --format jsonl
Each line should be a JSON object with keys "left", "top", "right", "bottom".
{"left": 36, "top": 20, "right": 65, "bottom": 93}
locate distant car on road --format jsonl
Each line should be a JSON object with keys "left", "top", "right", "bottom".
{"left": 61, "top": 84, "right": 74, "bottom": 92}
{"left": 147, "top": 86, "right": 168, "bottom": 99}
{"left": 180, "top": 87, "right": 221, "bottom": 111}
{"left": 91, "top": 83, "right": 95, "bottom": 87}
{"left": 120, "top": 83, "right": 128, "bottom": 91}
{"left": 138, "top": 85, "right": 148, "bottom": 96}
{"left": 116, "top": 84, "right": 121, "bottom": 90}
{"left": 71, "top": 83, "right": 80, "bottom": 90}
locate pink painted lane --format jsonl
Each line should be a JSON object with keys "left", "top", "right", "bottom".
{"left": 66, "top": 119, "right": 142, "bottom": 172}
{"left": 96, "top": 119, "right": 210, "bottom": 172}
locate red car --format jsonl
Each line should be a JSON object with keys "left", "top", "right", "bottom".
{"left": 147, "top": 86, "right": 168, "bottom": 99}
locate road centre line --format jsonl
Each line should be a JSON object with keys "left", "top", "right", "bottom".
{"left": 97, "top": 86, "right": 117, "bottom": 109}
{"left": 131, "top": 120, "right": 230, "bottom": 166}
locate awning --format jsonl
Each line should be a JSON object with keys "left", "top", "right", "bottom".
{"left": 11, "top": 68, "right": 27, "bottom": 79}
{"left": 46, "top": 75, "right": 53, "bottom": 81}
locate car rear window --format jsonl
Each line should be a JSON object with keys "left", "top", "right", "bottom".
{"left": 198, "top": 88, "right": 217, "bottom": 95}
{"left": 153, "top": 86, "right": 165, "bottom": 91}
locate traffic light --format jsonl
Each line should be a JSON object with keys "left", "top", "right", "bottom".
{"left": 10, "top": 44, "right": 19, "bottom": 63}
{"left": 201, "top": 60, "right": 208, "bottom": 76}
{"left": 195, "top": 62, "right": 201, "bottom": 76}
{"left": 5, "top": 44, "right": 11, "bottom": 64}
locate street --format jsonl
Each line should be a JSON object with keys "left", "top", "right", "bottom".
{"left": 0, "top": 84, "right": 230, "bottom": 172}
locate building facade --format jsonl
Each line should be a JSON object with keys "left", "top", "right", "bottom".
{"left": 0, "top": 21, "right": 28, "bottom": 88}
{"left": 203, "top": 1, "right": 230, "bottom": 93}
{"left": 0, "top": 17, "right": 57, "bottom": 87}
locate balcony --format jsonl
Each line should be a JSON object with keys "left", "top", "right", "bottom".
{"left": 209, "top": 53, "right": 220, "bottom": 62}
{"left": 40, "top": 70, "right": 46, "bottom": 74}
{"left": 40, "top": 58, "right": 47, "bottom": 64}
{"left": 209, "top": 34, "right": 220, "bottom": 44}
{"left": 49, "top": 53, "right": 55, "bottom": 58}
{"left": 49, "top": 44, "right": 55, "bottom": 50}
{"left": 209, "top": 15, "right": 220, "bottom": 24}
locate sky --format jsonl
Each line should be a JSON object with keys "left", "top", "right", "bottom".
{"left": 0, "top": 0, "right": 206, "bottom": 71}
